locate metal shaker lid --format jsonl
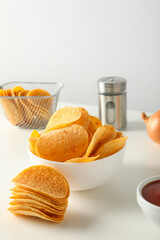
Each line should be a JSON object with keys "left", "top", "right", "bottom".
{"left": 98, "top": 76, "right": 126, "bottom": 94}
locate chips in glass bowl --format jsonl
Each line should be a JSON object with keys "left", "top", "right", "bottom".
{"left": 0, "top": 81, "right": 63, "bottom": 129}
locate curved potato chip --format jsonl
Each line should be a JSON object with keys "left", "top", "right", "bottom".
{"left": 10, "top": 186, "right": 68, "bottom": 206}
{"left": 87, "top": 130, "right": 93, "bottom": 143}
{"left": 84, "top": 125, "right": 116, "bottom": 157}
{"left": 27, "top": 89, "right": 52, "bottom": 112}
{"left": 9, "top": 200, "right": 66, "bottom": 215}
{"left": 36, "top": 124, "right": 89, "bottom": 162}
{"left": 114, "top": 131, "right": 124, "bottom": 139}
{"left": 88, "top": 119, "right": 97, "bottom": 134}
{"left": 8, "top": 205, "right": 64, "bottom": 222}
{"left": 0, "top": 89, "right": 4, "bottom": 96}
{"left": 18, "top": 90, "right": 29, "bottom": 97}
{"left": 65, "top": 155, "right": 99, "bottom": 163}
{"left": 0, "top": 98, "right": 23, "bottom": 125}
{"left": 12, "top": 165, "right": 70, "bottom": 200}
{"left": 18, "top": 90, "right": 47, "bottom": 127}
{"left": 30, "top": 130, "right": 41, "bottom": 138}
{"left": 4, "top": 89, "right": 12, "bottom": 96}
{"left": 93, "top": 137, "right": 127, "bottom": 159}
{"left": 45, "top": 107, "right": 90, "bottom": 132}
{"left": 29, "top": 137, "right": 38, "bottom": 151}
{"left": 89, "top": 115, "right": 102, "bottom": 128}
{"left": 28, "top": 143, "right": 38, "bottom": 156}
{"left": 10, "top": 194, "right": 68, "bottom": 210}
{"left": 27, "top": 89, "right": 51, "bottom": 97}
{"left": 75, "top": 107, "right": 90, "bottom": 130}
{"left": 12, "top": 86, "right": 24, "bottom": 96}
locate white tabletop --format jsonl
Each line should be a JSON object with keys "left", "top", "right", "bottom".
{"left": 0, "top": 102, "right": 160, "bottom": 240}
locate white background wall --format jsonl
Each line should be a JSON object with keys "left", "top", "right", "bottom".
{"left": 0, "top": 0, "right": 160, "bottom": 112}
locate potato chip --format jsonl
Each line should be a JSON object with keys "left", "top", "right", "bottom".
{"left": 10, "top": 186, "right": 68, "bottom": 207}
{"left": 30, "top": 130, "right": 41, "bottom": 138}
{"left": 65, "top": 155, "right": 99, "bottom": 163}
{"left": 0, "top": 89, "right": 4, "bottom": 96}
{"left": 0, "top": 98, "right": 23, "bottom": 125}
{"left": 36, "top": 124, "right": 89, "bottom": 162}
{"left": 8, "top": 205, "right": 64, "bottom": 222}
{"left": 9, "top": 165, "right": 69, "bottom": 222}
{"left": 28, "top": 143, "right": 38, "bottom": 156}
{"left": 89, "top": 115, "right": 102, "bottom": 129}
{"left": 87, "top": 130, "right": 93, "bottom": 143}
{"left": 12, "top": 165, "right": 70, "bottom": 200}
{"left": 45, "top": 107, "right": 90, "bottom": 132}
{"left": 88, "top": 119, "right": 97, "bottom": 134}
{"left": 10, "top": 199, "right": 66, "bottom": 215}
{"left": 27, "top": 89, "right": 51, "bottom": 97}
{"left": 4, "top": 89, "right": 12, "bottom": 96}
{"left": 12, "top": 86, "right": 24, "bottom": 96}
{"left": 29, "top": 137, "right": 37, "bottom": 151}
{"left": 93, "top": 137, "right": 127, "bottom": 159}
{"left": 10, "top": 193, "right": 68, "bottom": 210}
{"left": 84, "top": 125, "right": 116, "bottom": 157}
{"left": 114, "top": 131, "right": 124, "bottom": 139}
{"left": 18, "top": 90, "right": 29, "bottom": 97}
{"left": 27, "top": 89, "right": 52, "bottom": 111}
{"left": 29, "top": 130, "right": 41, "bottom": 153}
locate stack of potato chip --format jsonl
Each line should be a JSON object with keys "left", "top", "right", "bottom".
{"left": 8, "top": 165, "right": 70, "bottom": 222}
{"left": 0, "top": 86, "right": 52, "bottom": 128}
{"left": 29, "top": 106, "right": 127, "bottom": 163}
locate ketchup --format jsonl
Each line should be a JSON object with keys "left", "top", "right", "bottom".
{"left": 142, "top": 180, "right": 160, "bottom": 207}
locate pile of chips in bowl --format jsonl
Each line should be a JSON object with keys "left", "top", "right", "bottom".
{"left": 0, "top": 86, "right": 53, "bottom": 128}
{"left": 29, "top": 106, "right": 127, "bottom": 163}
{"left": 9, "top": 165, "right": 70, "bottom": 222}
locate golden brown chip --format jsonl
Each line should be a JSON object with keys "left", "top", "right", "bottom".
{"left": 10, "top": 195, "right": 67, "bottom": 210}
{"left": 8, "top": 205, "right": 64, "bottom": 222}
{"left": 0, "top": 89, "right": 4, "bottom": 96}
{"left": 89, "top": 115, "right": 102, "bottom": 129}
{"left": 12, "top": 86, "right": 24, "bottom": 96}
{"left": 87, "top": 130, "right": 93, "bottom": 143}
{"left": 28, "top": 130, "right": 41, "bottom": 154}
{"left": 10, "top": 199, "right": 66, "bottom": 215}
{"left": 27, "top": 89, "right": 52, "bottom": 111}
{"left": 88, "top": 119, "right": 97, "bottom": 134}
{"left": 0, "top": 98, "right": 23, "bottom": 125}
{"left": 36, "top": 124, "right": 89, "bottom": 162}
{"left": 28, "top": 143, "right": 38, "bottom": 156}
{"left": 114, "top": 131, "right": 124, "bottom": 139}
{"left": 93, "top": 137, "right": 127, "bottom": 159}
{"left": 84, "top": 125, "right": 116, "bottom": 157}
{"left": 18, "top": 90, "right": 29, "bottom": 97}
{"left": 12, "top": 165, "right": 70, "bottom": 200}
{"left": 4, "top": 89, "right": 12, "bottom": 96}
{"left": 27, "top": 89, "right": 51, "bottom": 97}
{"left": 45, "top": 107, "right": 90, "bottom": 132}
{"left": 10, "top": 187, "right": 68, "bottom": 207}
{"left": 30, "top": 130, "right": 41, "bottom": 138}
{"left": 65, "top": 155, "right": 99, "bottom": 163}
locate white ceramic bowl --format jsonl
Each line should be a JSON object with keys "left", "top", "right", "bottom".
{"left": 137, "top": 175, "right": 160, "bottom": 228}
{"left": 27, "top": 145, "right": 126, "bottom": 191}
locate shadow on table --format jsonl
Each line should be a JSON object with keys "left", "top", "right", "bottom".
{"left": 68, "top": 164, "right": 160, "bottom": 216}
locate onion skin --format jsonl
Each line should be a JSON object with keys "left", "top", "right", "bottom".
{"left": 141, "top": 111, "right": 160, "bottom": 144}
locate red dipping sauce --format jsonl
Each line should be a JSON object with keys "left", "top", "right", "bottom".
{"left": 142, "top": 180, "right": 160, "bottom": 207}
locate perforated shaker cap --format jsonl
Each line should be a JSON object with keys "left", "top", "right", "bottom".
{"left": 98, "top": 77, "right": 126, "bottom": 94}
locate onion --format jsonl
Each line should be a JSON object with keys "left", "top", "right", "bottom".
{"left": 141, "top": 111, "right": 160, "bottom": 144}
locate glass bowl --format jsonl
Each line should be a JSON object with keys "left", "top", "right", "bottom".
{"left": 0, "top": 81, "right": 63, "bottom": 129}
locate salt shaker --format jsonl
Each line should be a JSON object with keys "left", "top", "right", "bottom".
{"left": 98, "top": 77, "right": 127, "bottom": 130}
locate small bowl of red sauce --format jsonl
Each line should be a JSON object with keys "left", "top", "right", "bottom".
{"left": 137, "top": 175, "right": 160, "bottom": 228}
